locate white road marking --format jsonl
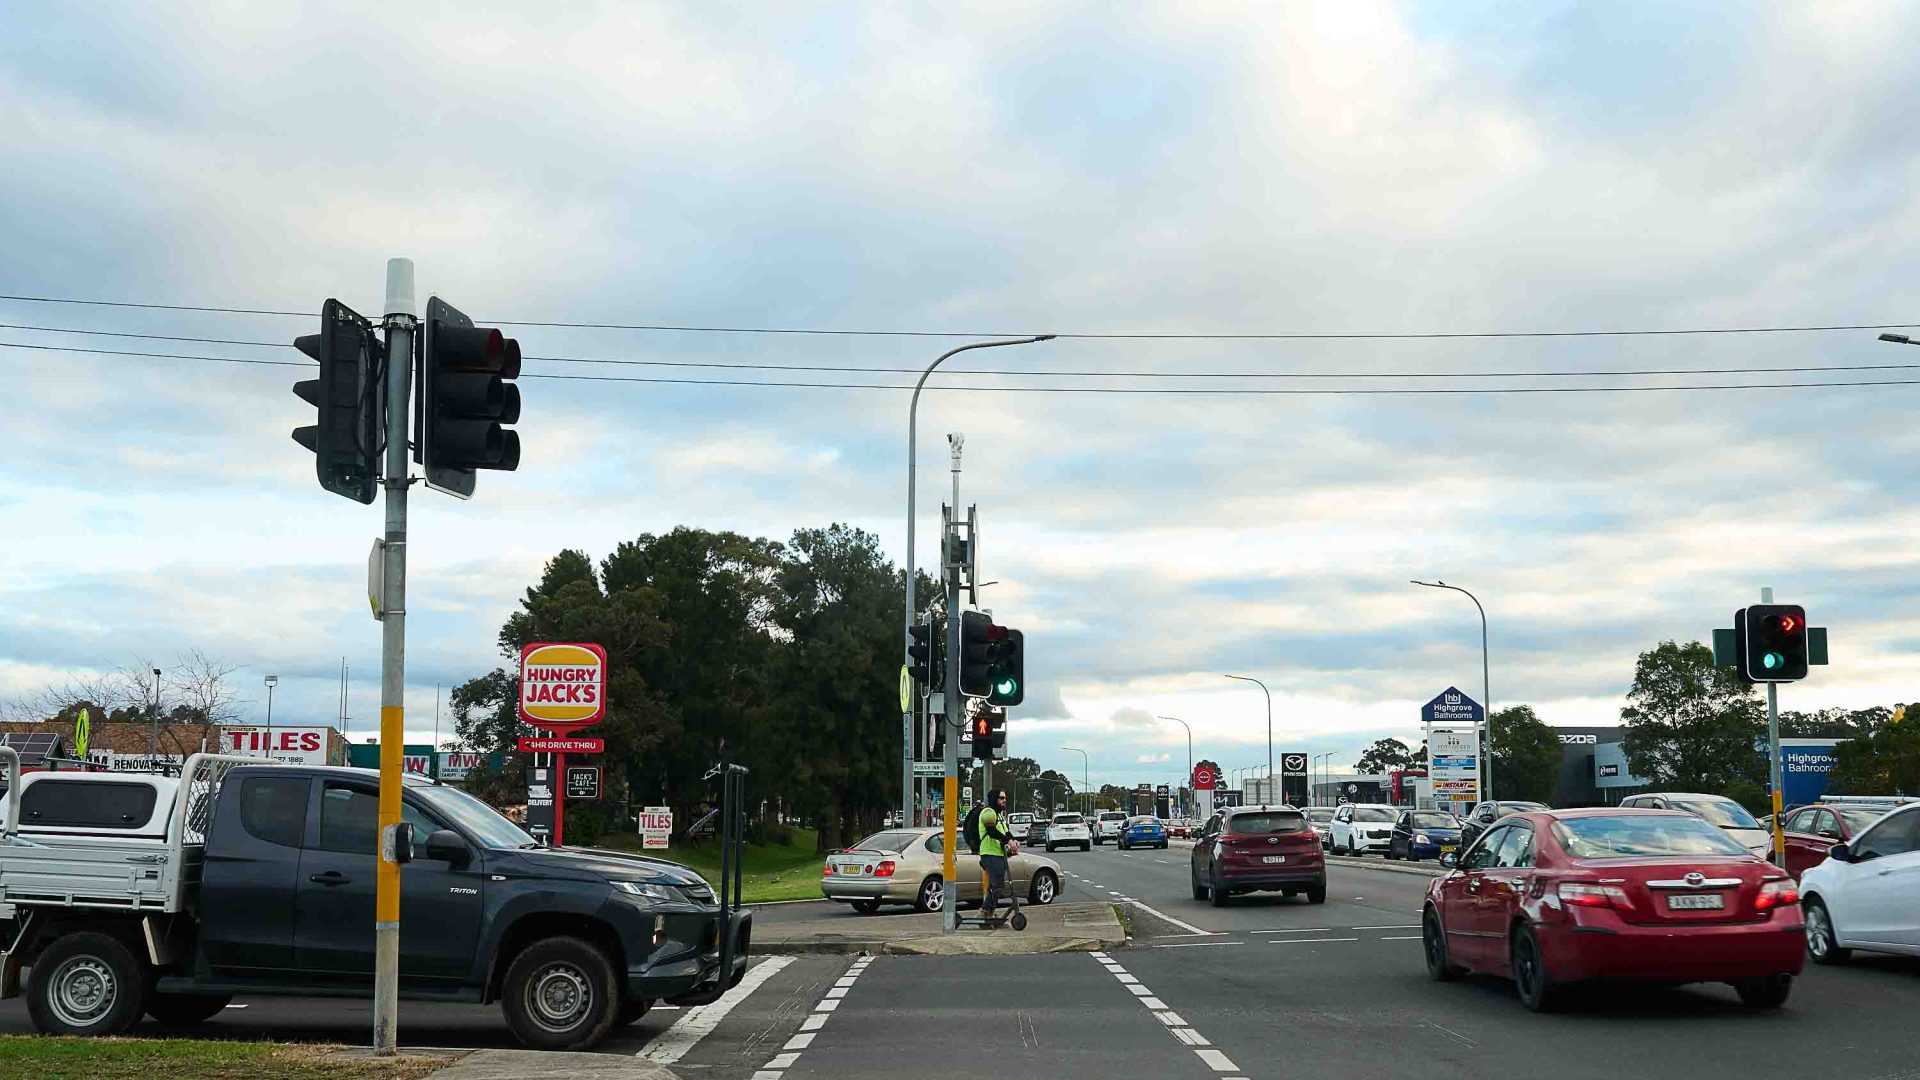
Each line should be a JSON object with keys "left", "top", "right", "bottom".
{"left": 799, "top": 1014, "right": 827, "bottom": 1031}
{"left": 1381, "top": 935, "right": 1422, "bottom": 940}
{"left": 783, "top": 1034, "right": 815, "bottom": 1050}
{"left": 1141, "top": 997, "right": 1169, "bottom": 1009}
{"left": 1123, "top": 899, "right": 1215, "bottom": 936}
{"left": 1097, "top": 958, "right": 1241, "bottom": 1079}
{"left": 766, "top": 1053, "right": 801, "bottom": 1069}
{"left": 744, "top": 956, "right": 866, "bottom": 1076}
{"left": 1126, "top": 984, "right": 1153, "bottom": 996}
{"left": 224, "top": 1004, "right": 249, "bottom": 1010}
{"left": 815, "top": 999, "right": 840, "bottom": 1012}
{"left": 1151, "top": 941, "right": 1241, "bottom": 949}
{"left": 1154, "top": 1011, "right": 1188, "bottom": 1026}
{"left": 1172, "top": 1027, "right": 1212, "bottom": 1047}
{"left": 1353, "top": 924, "right": 1421, "bottom": 930}
{"left": 1115, "top": 973, "right": 1140, "bottom": 984}
{"left": 1195, "top": 1048, "right": 1241, "bottom": 1072}
{"left": 1270, "top": 937, "right": 1359, "bottom": 944}
{"left": 1253, "top": 927, "right": 1330, "bottom": 934}
{"left": 752, "top": 1071, "right": 783, "bottom": 1080}
{"left": 641, "top": 956, "right": 796, "bottom": 1063}
{"left": 824, "top": 987, "right": 849, "bottom": 998}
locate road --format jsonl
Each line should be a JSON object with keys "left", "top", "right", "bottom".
{"left": 4, "top": 842, "right": 1917, "bottom": 1079}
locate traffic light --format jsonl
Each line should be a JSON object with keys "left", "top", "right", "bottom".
{"left": 970, "top": 706, "right": 1006, "bottom": 760}
{"left": 907, "top": 614, "right": 945, "bottom": 693}
{"left": 291, "top": 299, "right": 383, "bottom": 504}
{"left": 1738, "top": 604, "right": 1809, "bottom": 682}
{"left": 958, "top": 611, "right": 1024, "bottom": 705}
{"left": 417, "top": 296, "right": 522, "bottom": 498}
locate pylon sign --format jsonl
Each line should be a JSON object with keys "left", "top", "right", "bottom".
{"left": 518, "top": 642, "right": 608, "bottom": 731}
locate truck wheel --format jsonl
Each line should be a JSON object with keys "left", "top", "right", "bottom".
{"left": 501, "top": 937, "right": 620, "bottom": 1051}
{"left": 616, "top": 997, "right": 654, "bottom": 1026}
{"left": 146, "top": 992, "right": 233, "bottom": 1026}
{"left": 27, "top": 932, "right": 149, "bottom": 1037}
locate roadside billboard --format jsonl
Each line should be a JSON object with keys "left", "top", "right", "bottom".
{"left": 222, "top": 726, "right": 333, "bottom": 765}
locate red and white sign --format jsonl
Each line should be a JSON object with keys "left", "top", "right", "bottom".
{"left": 518, "top": 642, "right": 608, "bottom": 731}
{"left": 222, "top": 726, "right": 331, "bottom": 765}
{"left": 1192, "top": 761, "right": 1222, "bottom": 791}
{"left": 639, "top": 806, "right": 673, "bottom": 850}
{"left": 519, "top": 736, "right": 604, "bottom": 754}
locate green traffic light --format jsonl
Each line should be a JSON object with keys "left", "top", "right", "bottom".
{"left": 1763, "top": 652, "right": 1784, "bottom": 670}
{"left": 995, "top": 677, "right": 1018, "bottom": 696}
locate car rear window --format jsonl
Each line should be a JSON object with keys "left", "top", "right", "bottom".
{"left": 1349, "top": 807, "right": 1396, "bottom": 823}
{"left": 1227, "top": 810, "right": 1307, "bottom": 834}
{"left": 1667, "top": 798, "right": 1761, "bottom": 830}
{"left": 1839, "top": 808, "right": 1889, "bottom": 833}
{"left": 851, "top": 831, "right": 922, "bottom": 852}
{"left": 1552, "top": 815, "right": 1750, "bottom": 859}
{"left": 1127, "top": 816, "right": 1159, "bottom": 826}
{"left": 22, "top": 780, "right": 158, "bottom": 829}
{"left": 1053, "top": 814, "right": 1084, "bottom": 824}
{"left": 1409, "top": 812, "right": 1457, "bottom": 829}
{"left": 1303, "top": 808, "right": 1334, "bottom": 823}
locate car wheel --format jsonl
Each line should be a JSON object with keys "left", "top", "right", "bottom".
{"left": 1208, "top": 868, "right": 1230, "bottom": 908}
{"left": 146, "top": 992, "right": 233, "bottom": 1027}
{"left": 616, "top": 997, "right": 654, "bottom": 1026}
{"left": 1046, "top": 843, "right": 1056, "bottom": 852}
{"left": 1347, "top": 837, "right": 1359, "bottom": 856}
{"left": 26, "top": 932, "right": 149, "bottom": 1037}
{"left": 1029, "top": 870, "right": 1059, "bottom": 905}
{"left": 1191, "top": 868, "right": 1209, "bottom": 901}
{"left": 1423, "top": 907, "right": 1462, "bottom": 981}
{"left": 1805, "top": 898, "right": 1851, "bottom": 965}
{"left": 1306, "top": 878, "right": 1327, "bottom": 905}
{"left": 1385, "top": 845, "right": 1399, "bottom": 860}
{"left": 916, "top": 876, "right": 944, "bottom": 913}
{"left": 1734, "top": 974, "right": 1793, "bottom": 1009}
{"left": 500, "top": 936, "right": 620, "bottom": 1050}
{"left": 1511, "top": 925, "right": 1559, "bottom": 1013}
{"left": 851, "top": 899, "right": 881, "bottom": 915}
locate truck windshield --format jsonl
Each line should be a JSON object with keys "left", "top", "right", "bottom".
{"left": 414, "top": 785, "right": 539, "bottom": 849}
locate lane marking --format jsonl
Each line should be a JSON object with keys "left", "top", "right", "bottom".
{"left": 1253, "top": 928, "right": 1330, "bottom": 934}
{"left": 1154, "top": 1011, "right": 1188, "bottom": 1026}
{"left": 1270, "top": 937, "right": 1359, "bottom": 944}
{"left": 1151, "top": 941, "right": 1241, "bottom": 949}
{"left": 783, "top": 1034, "right": 815, "bottom": 1050}
{"left": 799, "top": 1014, "right": 827, "bottom": 1031}
{"left": 1381, "top": 935, "right": 1422, "bottom": 940}
{"left": 1172, "top": 1027, "right": 1212, "bottom": 1047}
{"left": 815, "top": 999, "right": 840, "bottom": 1012}
{"left": 1353, "top": 924, "right": 1420, "bottom": 930}
{"left": 766, "top": 1053, "right": 801, "bottom": 1069}
{"left": 746, "top": 956, "right": 865, "bottom": 1076}
{"left": 1195, "top": 1048, "right": 1241, "bottom": 1072}
{"left": 824, "top": 987, "right": 849, "bottom": 998}
{"left": 640, "top": 956, "right": 795, "bottom": 1063}
{"left": 1141, "top": 996, "right": 1168, "bottom": 1009}
{"left": 1126, "top": 984, "right": 1153, "bottom": 996}
{"left": 1115, "top": 973, "right": 1140, "bottom": 984}
{"left": 1123, "top": 899, "right": 1214, "bottom": 936}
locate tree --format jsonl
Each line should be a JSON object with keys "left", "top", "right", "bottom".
{"left": 1827, "top": 713, "right": 1920, "bottom": 795}
{"left": 1487, "top": 705, "right": 1561, "bottom": 804}
{"left": 1354, "top": 737, "right": 1413, "bottom": 774}
{"left": 1620, "top": 640, "right": 1764, "bottom": 792}
{"left": 1034, "top": 769, "right": 1075, "bottom": 814}
{"left": 1780, "top": 706, "right": 1888, "bottom": 740}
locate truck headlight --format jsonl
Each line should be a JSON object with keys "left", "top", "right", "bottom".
{"left": 612, "top": 881, "right": 683, "bottom": 903}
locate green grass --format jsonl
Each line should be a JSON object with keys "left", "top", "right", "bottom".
{"left": 597, "top": 827, "right": 826, "bottom": 903}
{"left": 0, "top": 1038, "right": 452, "bottom": 1080}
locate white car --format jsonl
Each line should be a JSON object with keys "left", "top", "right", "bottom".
{"left": 1329, "top": 803, "right": 1398, "bottom": 855}
{"left": 1801, "top": 801, "right": 1920, "bottom": 963}
{"left": 1302, "top": 806, "right": 1337, "bottom": 849}
{"left": 1617, "top": 792, "right": 1772, "bottom": 858}
{"left": 1046, "top": 812, "right": 1093, "bottom": 852}
{"left": 1093, "top": 811, "right": 1128, "bottom": 845}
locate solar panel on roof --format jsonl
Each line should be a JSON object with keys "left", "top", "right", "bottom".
{"left": 0, "top": 732, "right": 62, "bottom": 766}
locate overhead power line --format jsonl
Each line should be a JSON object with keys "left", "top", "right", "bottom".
{"left": 4, "top": 324, "right": 1920, "bottom": 381}
{"left": 4, "top": 340, "right": 1918, "bottom": 395}
{"left": 1, "top": 293, "right": 1913, "bottom": 341}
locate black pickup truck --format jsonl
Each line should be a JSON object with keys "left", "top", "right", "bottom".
{"left": 0, "top": 761, "right": 749, "bottom": 1049}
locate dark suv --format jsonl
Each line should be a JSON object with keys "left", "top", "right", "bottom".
{"left": 1458, "top": 799, "right": 1550, "bottom": 851}
{"left": 1190, "top": 806, "right": 1326, "bottom": 906}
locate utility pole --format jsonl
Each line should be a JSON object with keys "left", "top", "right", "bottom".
{"left": 1761, "top": 586, "right": 1784, "bottom": 864}
{"left": 939, "top": 434, "right": 964, "bottom": 933}
{"left": 148, "top": 667, "right": 161, "bottom": 759}
{"left": 372, "top": 257, "right": 415, "bottom": 1056}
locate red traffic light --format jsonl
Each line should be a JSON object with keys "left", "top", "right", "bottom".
{"left": 1774, "top": 612, "right": 1803, "bottom": 635}
{"left": 972, "top": 715, "right": 992, "bottom": 738}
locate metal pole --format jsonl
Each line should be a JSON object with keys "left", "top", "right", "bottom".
{"left": 1411, "top": 580, "right": 1493, "bottom": 802}
{"left": 941, "top": 502, "right": 962, "bottom": 934}
{"left": 1224, "top": 675, "right": 1272, "bottom": 793}
{"left": 149, "top": 668, "right": 161, "bottom": 759}
{"left": 1062, "top": 747, "right": 1089, "bottom": 818}
{"left": 1761, "top": 585, "right": 1786, "bottom": 864}
{"left": 372, "top": 257, "right": 415, "bottom": 1056}
{"left": 901, "top": 336, "right": 1053, "bottom": 827}
{"left": 265, "top": 676, "right": 277, "bottom": 752}
{"left": 1158, "top": 716, "right": 1191, "bottom": 817}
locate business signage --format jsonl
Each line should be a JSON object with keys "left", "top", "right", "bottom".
{"left": 518, "top": 736, "right": 604, "bottom": 754}
{"left": 1421, "top": 686, "right": 1485, "bottom": 726}
{"left": 1192, "top": 760, "right": 1222, "bottom": 791}
{"left": 222, "top": 726, "right": 332, "bottom": 765}
{"left": 436, "top": 751, "right": 500, "bottom": 781}
{"left": 1598, "top": 763, "right": 1620, "bottom": 778}
{"left": 639, "top": 806, "right": 673, "bottom": 850}
{"left": 518, "top": 642, "right": 608, "bottom": 732}
{"left": 565, "top": 765, "right": 602, "bottom": 800}
{"left": 1427, "top": 727, "right": 1479, "bottom": 807}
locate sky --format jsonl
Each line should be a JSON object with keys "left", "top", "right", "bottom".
{"left": 4, "top": 1, "right": 1920, "bottom": 794}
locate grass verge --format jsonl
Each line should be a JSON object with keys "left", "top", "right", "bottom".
{"left": 596, "top": 827, "right": 825, "bottom": 903}
{"left": 0, "top": 1038, "right": 454, "bottom": 1080}
{"left": 1109, "top": 903, "right": 1135, "bottom": 938}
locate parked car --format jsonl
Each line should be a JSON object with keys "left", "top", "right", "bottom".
{"left": 1424, "top": 807, "right": 1803, "bottom": 1011}
{"left": 1302, "top": 806, "right": 1336, "bottom": 849}
{"left": 1023, "top": 815, "right": 1050, "bottom": 845}
{"left": 1800, "top": 802, "right": 1920, "bottom": 964}
{"left": 820, "top": 826, "right": 1061, "bottom": 914}
{"left": 1119, "top": 815, "right": 1168, "bottom": 849}
{"left": 1459, "top": 800, "right": 1551, "bottom": 850}
{"left": 0, "top": 757, "right": 745, "bottom": 1048}
{"left": 1617, "top": 792, "right": 1772, "bottom": 858}
{"left": 1046, "top": 812, "right": 1093, "bottom": 852}
{"left": 1388, "top": 809, "right": 1463, "bottom": 861}
{"left": 1167, "top": 818, "right": 1193, "bottom": 839}
{"left": 1329, "top": 803, "right": 1399, "bottom": 855}
{"left": 1778, "top": 800, "right": 1914, "bottom": 878}
{"left": 1190, "top": 806, "right": 1326, "bottom": 906}
{"left": 1093, "top": 811, "right": 1128, "bottom": 845}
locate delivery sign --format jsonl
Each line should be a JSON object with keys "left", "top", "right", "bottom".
{"left": 519, "top": 642, "right": 608, "bottom": 732}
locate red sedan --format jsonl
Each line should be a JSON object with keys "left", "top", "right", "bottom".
{"left": 1777, "top": 802, "right": 1895, "bottom": 878}
{"left": 1422, "top": 807, "right": 1804, "bottom": 1011}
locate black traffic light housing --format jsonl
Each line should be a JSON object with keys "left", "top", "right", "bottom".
{"left": 1737, "top": 604, "right": 1809, "bottom": 682}
{"left": 907, "top": 614, "right": 945, "bottom": 693}
{"left": 958, "top": 611, "right": 1024, "bottom": 706}
{"left": 417, "top": 296, "right": 522, "bottom": 499}
{"left": 291, "top": 298, "right": 383, "bottom": 504}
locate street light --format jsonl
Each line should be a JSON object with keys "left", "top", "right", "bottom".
{"left": 1157, "top": 716, "right": 1192, "bottom": 816}
{"left": 1060, "top": 747, "right": 1090, "bottom": 817}
{"left": 900, "top": 337, "right": 1055, "bottom": 823}
{"left": 1223, "top": 674, "right": 1272, "bottom": 794}
{"left": 265, "top": 675, "right": 279, "bottom": 749}
{"left": 1033, "top": 775, "right": 1070, "bottom": 814}
{"left": 149, "top": 667, "right": 162, "bottom": 760}
{"left": 1411, "top": 579, "right": 1493, "bottom": 801}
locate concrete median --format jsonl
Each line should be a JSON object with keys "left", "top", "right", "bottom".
{"left": 757, "top": 901, "right": 1127, "bottom": 955}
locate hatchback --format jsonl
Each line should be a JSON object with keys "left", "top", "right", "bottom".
{"left": 1423, "top": 808, "right": 1804, "bottom": 1011}
{"left": 1777, "top": 800, "right": 1910, "bottom": 879}
{"left": 1800, "top": 802, "right": 1920, "bottom": 964}
{"left": 1191, "top": 806, "right": 1326, "bottom": 906}
{"left": 1388, "top": 809, "right": 1463, "bottom": 861}
{"left": 1118, "top": 815, "right": 1168, "bottom": 850}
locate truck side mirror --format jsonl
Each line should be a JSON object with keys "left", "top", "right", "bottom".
{"left": 426, "top": 828, "right": 470, "bottom": 866}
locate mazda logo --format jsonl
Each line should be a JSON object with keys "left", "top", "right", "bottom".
{"left": 1684, "top": 871, "right": 1704, "bottom": 886}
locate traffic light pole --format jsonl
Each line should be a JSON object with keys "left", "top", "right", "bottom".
{"left": 1761, "top": 586, "right": 1785, "bottom": 865}
{"left": 940, "top": 437, "right": 963, "bottom": 934}
{"left": 372, "top": 257, "right": 414, "bottom": 1056}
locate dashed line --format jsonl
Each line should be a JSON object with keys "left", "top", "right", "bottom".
{"left": 1253, "top": 927, "right": 1331, "bottom": 934}
{"left": 1195, "top": 1048, "right": 1242, "bottom": 1072}
{"left": 1093, "top": 955, "right": 1234, "bottom": 1077}
{"left": 1151, "top": 940, "right": 1242, "bottom": 948}
{"left": 743, "top": 955, "right": 868, "bottom": 1080}
{"left": 1353, "top": 924, "right": 1421, "bottom": 929}
{"left": 1270, "top": 937, "right": 1359, "bottom": 944}
{"left": 1381, "top": 935, "right": 1422, "bottom": 941}
{"left": 639, "top": 956, "right": 795, "bottom": 1063}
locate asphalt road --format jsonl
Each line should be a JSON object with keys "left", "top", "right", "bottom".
{"left": 4, "top": 841, "right": 1917, "bottom": 1080}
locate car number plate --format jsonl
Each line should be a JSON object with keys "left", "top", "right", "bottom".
{"left": 1262, "top": 855, "right": 1287, "bottom": 864}
{"left": 1439, "top": 845, "right": 1457, "bottom": 854}
{"left": 832, "top": 860, "right": 867, "bottom": 875}
{"left": 1666, "top": 893, "right": 1724, "bottom": 911}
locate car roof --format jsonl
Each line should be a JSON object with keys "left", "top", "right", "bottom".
{"left": 1527, "top": 806, "right": 1690, "bottom": 821}
{"left": 1632, "top": 792, "right": 1733, "bottom": 801}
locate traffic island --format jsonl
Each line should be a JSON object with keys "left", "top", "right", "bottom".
{"left": 757, "top": 901, "right": 1126, "bottom": 955}
{"left": 1326, "top": 852, "right": 1447, "bottom": 878}
{"left": 0, "top": 1037, "right": 458, "bottom": 1080}
{"left": 378, "top": 1050, "right": 679, "bottom": 1080}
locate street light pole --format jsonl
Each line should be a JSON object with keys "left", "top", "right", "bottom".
{"left": 1061, "top": 747, "right": 1090, "bottom": 817}
{"left": 264, "top": 675, "right": 278, "bottom": 752}
{"left": 901, "top": 336, "right": 1054, "bottom": 826}
{"left": 1411, "top": 579, "right": 1493, "bottom": 802}
{"left": 1157, "top": 716, "right": 1192, "bottom": 817}
{"left": 1224, "top": 674, "right": 1272, "bottom": 796}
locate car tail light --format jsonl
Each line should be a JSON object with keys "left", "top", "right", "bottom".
{"left": 874, "top": 860, "right": 897, "bottom": 878}
{"left": 1754, "top": 879, "right": 1799, "bottom": 911}
{"left": 1558, "top": 883, "right": 1633, "bottom": 910}
{"left": 822, "top": 864, "right": 835, "bottom": 876}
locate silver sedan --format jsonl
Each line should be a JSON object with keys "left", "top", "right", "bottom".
{"left": 820, "top": 826, "right": 1063, "bottom": 913}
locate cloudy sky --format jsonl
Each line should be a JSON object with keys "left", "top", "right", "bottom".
{"left": 5, "top": 2, "right": 1920, "bottom": 793}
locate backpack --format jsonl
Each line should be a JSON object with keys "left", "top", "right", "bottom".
{"left": 961, "top": 806, "right": 984, "bottom": 853}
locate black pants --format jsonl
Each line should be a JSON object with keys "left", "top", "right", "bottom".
{"left": 980, "top": 854, "right": 1010, "bottom": 914}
